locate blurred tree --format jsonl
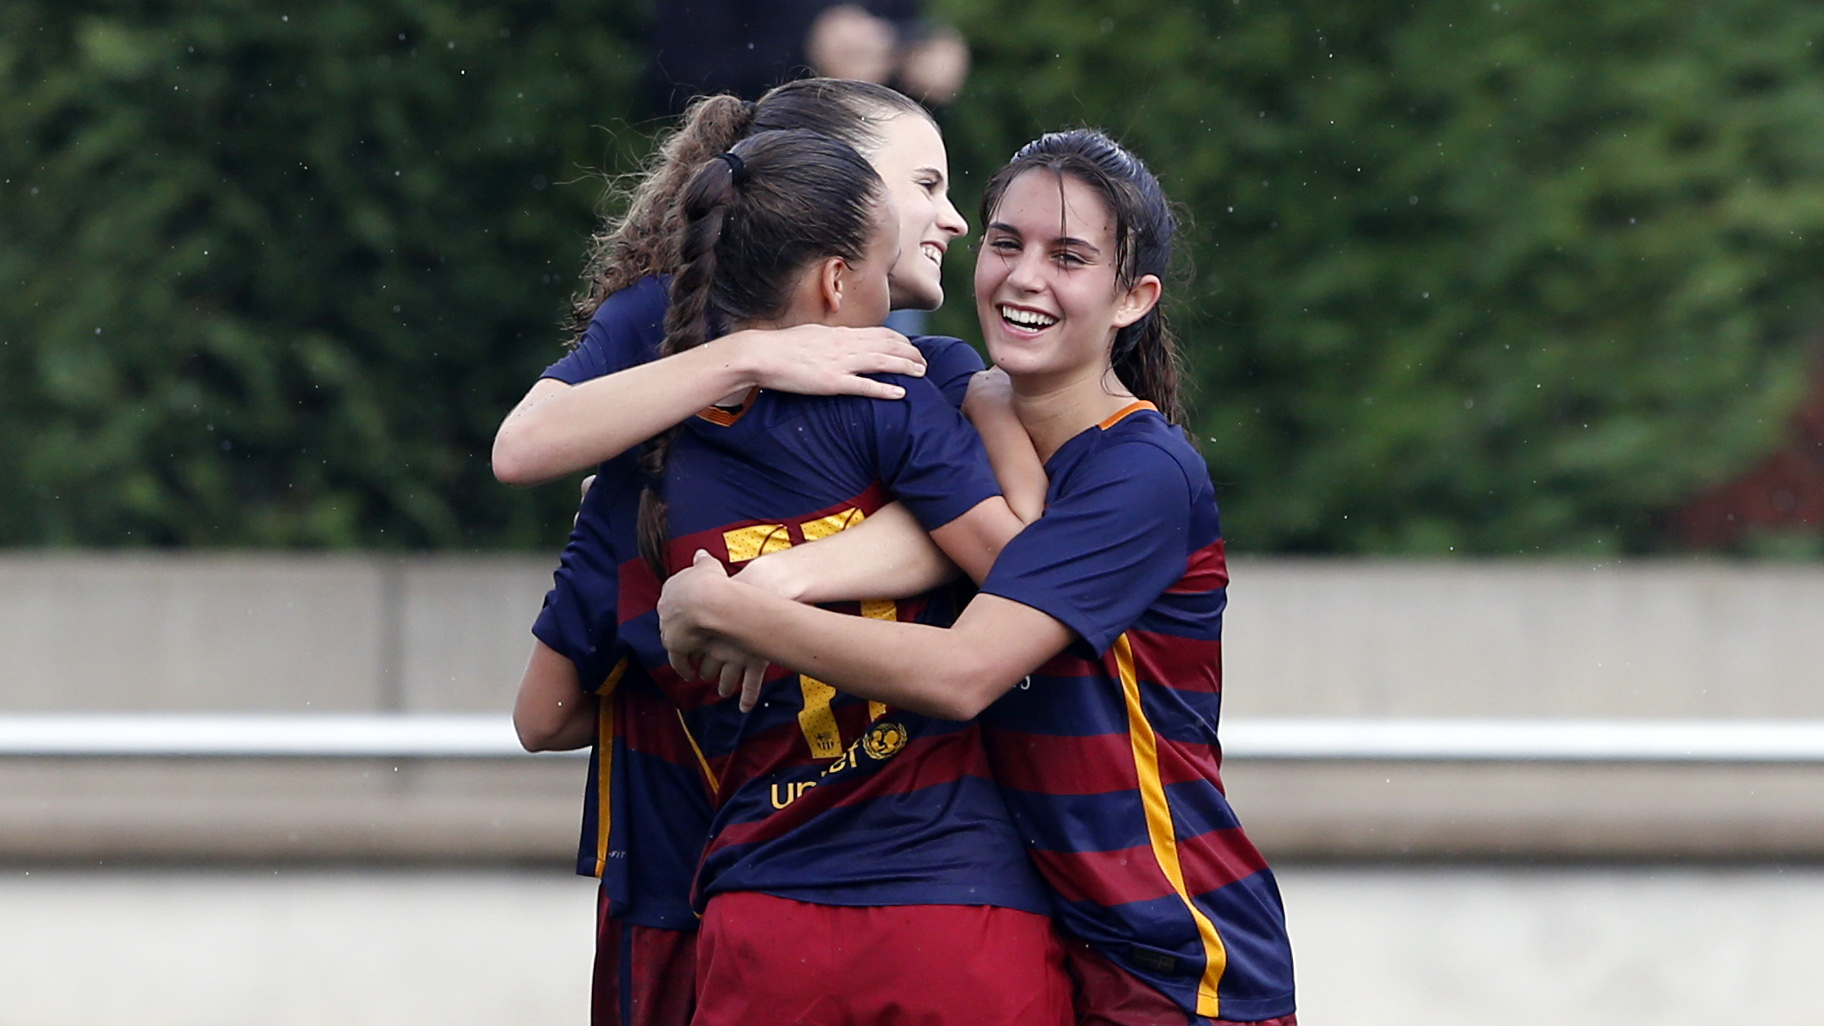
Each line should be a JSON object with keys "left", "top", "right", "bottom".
{"left": 933, "top": 0, "right": 1824, "bottom": 554}
{"left": 7, "top": 0, "right": 1824, "bottom": 555}
{"left": 0, "top": 0, "right": 647, "bottom": 547}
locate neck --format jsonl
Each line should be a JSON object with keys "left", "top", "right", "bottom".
{"left": 1009, "top": 364, "right": 1137, "bottom": 462}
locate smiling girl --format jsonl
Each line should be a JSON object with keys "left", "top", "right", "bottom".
{"left": 658, "top": 130, "right": 1298, "bottom": 1026}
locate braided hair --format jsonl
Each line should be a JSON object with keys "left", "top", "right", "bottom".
{"left": 636, "top": 130, "right": 887, "bottom": 578}
{"left": 565, "top": 79, "right": 928, "bottom": 346}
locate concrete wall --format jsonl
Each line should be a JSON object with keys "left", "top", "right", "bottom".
{"left": 5, "top": 553, "right": 1823, "bottom": 717}
{"left": 1221, "top": 559, "right": 1824, "bottom": 718}
{"left": 4, "top": 554, "right": 1823, "bottom": 863}
{"left": 0, "top": 554, "right": 551, "bottom": 714}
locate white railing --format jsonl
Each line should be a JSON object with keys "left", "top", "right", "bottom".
{"left": 4, "top": 714, "right": 1824, "bottom": 763}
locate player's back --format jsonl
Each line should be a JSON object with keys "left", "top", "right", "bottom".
{"left": 613, "top": 379, "right": 1050, "bottom": 914}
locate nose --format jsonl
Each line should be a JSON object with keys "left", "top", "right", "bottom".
{"left": 936, "top": 195, "right": 967, "bottom": 238}
{"left": 1004, "top": 246, "right": 1046, "bottom": 293}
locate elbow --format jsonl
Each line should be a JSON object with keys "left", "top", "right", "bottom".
{"left": 513, "top": 713, "right": 554, "bottom": 753}
{"left": 922, "top": 657, "right": 1012, "bottom": 722}
{"left": 491, "top": 434, "right": 544, "bottom": 488}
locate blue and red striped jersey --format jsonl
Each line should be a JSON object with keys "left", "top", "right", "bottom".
{"left": 610, "top": 379, "right": 1050, "bottom": 914}
{"left": 979, "top": 401, "right": 1296, "bottom": 1023}
{"left": 530, "top": 276, "right": 1013, "bottom": 924}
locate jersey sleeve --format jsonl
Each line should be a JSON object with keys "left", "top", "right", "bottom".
{"left": 910, "top": 335, "right": 986, "bottom": 409}
{"left": 863, "top": 373, "right": 1004, "bottom": 530}
{"left": 980, "top": 440, "right": 1195, "bottom": 655}
{"left": 529, "top": 465, "right": 638, "bottom": 692}
{"left": 541, "top": 276, "right": 669, "bottom": 385}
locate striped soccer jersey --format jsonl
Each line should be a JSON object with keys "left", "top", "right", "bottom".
{"left": 532, "top": 275, "right": 993, "bottom": 926}
{"left": 610, "top": 376, "right": 1048, "bottom": 914}
{"left": 980, "top": 402, "right": 1297, "bottom": 1023}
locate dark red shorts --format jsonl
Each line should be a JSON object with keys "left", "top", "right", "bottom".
{"left": 692, "top": 892, "right": 1073, "bottom": 1026}
{"left": 1066, "top": 937, "right": 1296, "bottom": 1026}
{"left": 593, "top": 886, "right": 697, "bottom": 1026}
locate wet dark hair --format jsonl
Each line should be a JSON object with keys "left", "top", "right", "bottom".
{"left": 636, "top": 130, "right": 888, "bottom": 578}
{"left": 566, "top": 79, "right": 927, "bottom": 345}
{"left": 979, "top": 129, "right": 1185, "bottom": 425}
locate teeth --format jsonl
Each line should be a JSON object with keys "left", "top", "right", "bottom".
{"left": 1000, "top": 305, "right": 1058, "bottom": 330}
{"left": 921, "top": 242, "right": 943, "bottom": 264}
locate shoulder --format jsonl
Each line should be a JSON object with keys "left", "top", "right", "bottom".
{"left": 908, "top": 335, "right": 985, "bottom": 409}
{"left": 549, "top": 275, "right": 670, "bottom": 383}
{"left": 1063, "top": 411, "right": 1205, "bottom": 501}
{"left": 587, "top": 274, "right": 669, "bottom": 333}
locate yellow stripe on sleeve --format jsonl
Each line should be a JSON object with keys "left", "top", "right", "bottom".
{"left": 1114, "top": 633, "right": 1229, "bottom": 1017}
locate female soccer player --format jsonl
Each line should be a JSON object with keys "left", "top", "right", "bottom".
{"left": 657, "top": 130, "right": 1299, "bottom": 1026}
{"left": 500, "top": 80, "right": 993, "bottom": 1026}
{"left": 601, "top": 127, "right": 1071, "bottom": 1026}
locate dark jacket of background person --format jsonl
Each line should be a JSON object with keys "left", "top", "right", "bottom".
{"left": 645, "top": 0, "right": 920, "bottom": 115}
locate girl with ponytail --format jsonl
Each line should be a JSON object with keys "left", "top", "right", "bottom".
{"left": 504, "top": 80, "right": 985, "bottom": 1026}
{"left": 493, "top": 79, "right": 970, "bottom": 486}
{"left": 659, "top": 130, "right": 1299, "bottom": 1026}
{"left": 569, "top": 127, "right": 1070, "bottom": 1026}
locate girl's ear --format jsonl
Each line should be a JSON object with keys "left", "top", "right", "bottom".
{"left": 1111, "top": 274, "right": 1163, "bottom": 330}
{"left": 815, "top": 256, "right": 849, "bottom": 315}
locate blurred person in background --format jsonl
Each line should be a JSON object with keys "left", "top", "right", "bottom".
{"left": 645, "top": 2, "right": 969, "bottom": 116}
{"left": 645, "top": 3, "right": 967, "bottom": 335}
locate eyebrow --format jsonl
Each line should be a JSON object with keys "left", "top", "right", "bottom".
{"left": 986, "top": 220, "right": 1104, "bottom": 255}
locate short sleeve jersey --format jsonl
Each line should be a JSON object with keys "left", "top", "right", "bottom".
{"left": 979, "top": 401, "right": 1297, "bottom": 1024}
{"left": 609, "top": 378, "right": 1048, "bottom": 914}
{"left": 530, "top": 275, "right": 997, "bottom": 925}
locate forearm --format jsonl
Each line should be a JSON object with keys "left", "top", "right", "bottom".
{"left": 927, "top": 496, "right": 1024, "bottom": 585}
{"left": 512, "top": 640, "right": 601, "bottom": 751}
{"left": 492, "top": 339, "right": 758, "bottom": 486}
{"left": 969, "top": 401, "right": 1047, "bottom": 524}
{"left": 693, "top": 581, "right": 1003, "bottom": 720}
{"left": 735, "top": 501, "right": 958, "bottom": 603}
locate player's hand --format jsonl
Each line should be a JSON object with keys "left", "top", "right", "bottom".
{"left": 730, "top": 551, "right": 809, "bottom": 604}
{"left": 693, "top": 637, "right": 770, "bottom": 712}
{"left": 722, "top": 324, "right": 925, "bottom": 401}
{"left": 961, "top": 367, "right": 1014, "bottom": 423}
{"left": 658, "top": 549, "right": 729, "bottom": 679}
{"left": 573, "top": 474, "right": 596, "bottom": 528}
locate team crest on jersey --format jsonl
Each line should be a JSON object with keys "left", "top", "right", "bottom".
{"left": 861, "top": 721, "right": 908, "bottom": 761}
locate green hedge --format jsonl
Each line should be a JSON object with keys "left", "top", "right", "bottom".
{"left": 6, "top": 0, "right": 1824, "bottom": 553}
{"left": 0, "top": 0, "right": 645, "bottom": 547}
{"left": 934, "top": 0, "right": 1824, "bottom": 554}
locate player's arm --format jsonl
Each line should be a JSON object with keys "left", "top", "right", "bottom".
{"left": 492, "top": 325, "right": 928, "bottom": 486}
{"left": 732, "top": 501, "right": 957, "bottom": 603}
{"left": 512, "top": 640, "right": 599, "bottom": 751}
{"left": 962, "top": 369, "right": 1047, "bottom": 523}
{"left": 660, "top": 552, "right": 1069, "bottom": 720}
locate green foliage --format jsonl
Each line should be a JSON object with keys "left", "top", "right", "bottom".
{"left": 932, "top": 0, "right": 1824, "bottom": 554}
{"left": 7, "top": 0, "right": 1824, "bottom": 553}
{"left": 0, "top": 0, "right": 648, "bottom": 546}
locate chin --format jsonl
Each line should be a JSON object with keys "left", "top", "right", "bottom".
{"left": 889, "top": 278, "right": 944, "bottom": 313}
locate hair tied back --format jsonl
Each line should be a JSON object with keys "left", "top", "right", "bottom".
{"left": 716, "top": 151, "right": 747, "bottom": 186}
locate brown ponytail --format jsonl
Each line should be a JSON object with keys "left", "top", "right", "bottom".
{"left": 566, "top": 94, "right": 754, "bottom": 341}
{"left": 564, "top": 79, "right": 930, "bottom": 348}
